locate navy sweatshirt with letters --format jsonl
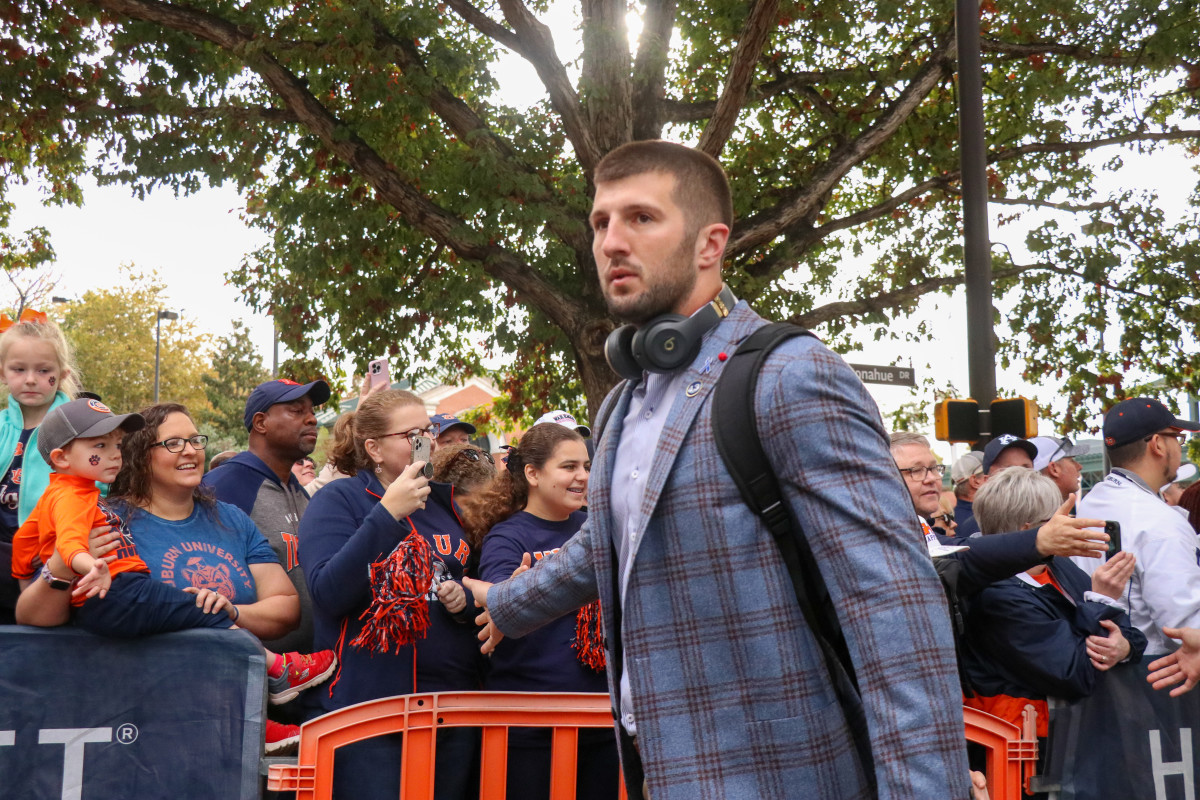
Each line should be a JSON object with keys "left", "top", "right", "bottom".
{"left": 298, "top": 470, "right": 483, "bottom": 712}
{"left": 479, "top": 510, "right": 607, "bottom": 693}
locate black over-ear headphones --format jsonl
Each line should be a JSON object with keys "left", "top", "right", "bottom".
{"left": 604, "top": 285, "right": 738, "bottom": 381}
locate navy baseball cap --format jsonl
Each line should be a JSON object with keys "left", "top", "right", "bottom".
{"left": 981, "top": 434, "right": 1038, "bottom": 474}
{"left": 1103, "top": 397, "right": 1200, "bottom": 448}
{"left": 431, "top": 414, "right": 476, "bottom": 437}
{"left": 243, "top": 379, "right": 331, "bottom": 430}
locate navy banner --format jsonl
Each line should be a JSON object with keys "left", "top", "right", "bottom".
{"left": 0, "top": 626, "right": 266, "bottom": 799}
{"left": 1045, "top": 659, "right": 1199, "bottom": 800}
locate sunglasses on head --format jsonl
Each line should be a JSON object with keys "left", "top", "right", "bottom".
{"left": 454, "top": 448, "right": 494, "bottom": 465}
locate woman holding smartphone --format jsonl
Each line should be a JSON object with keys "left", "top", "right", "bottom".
{"left": 299, "top": 388, "right": 482, "bottom": 800}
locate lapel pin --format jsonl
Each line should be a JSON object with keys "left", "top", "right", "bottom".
{"left": 718, "top": 352, "right": 728, "bottom": 361}
{"left": 685, "top": 380, "right": 702, "bottom": 397}
{"left": 701, "top": 356, "right": 713, "bottom": 374}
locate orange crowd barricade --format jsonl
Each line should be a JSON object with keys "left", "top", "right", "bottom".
{"left": 267, "top": 691, "right": 627, "bottom": 800}
{"left": 964, "top": 704, "right": 1040, "bottom": 800}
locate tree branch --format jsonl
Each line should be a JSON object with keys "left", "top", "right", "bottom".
{"left": 89, "top": 0, "right": 587, "bottom": 337}
{"left": 496, "top": 0, "right": 601, "bottom": 173}
{"left": 731, "top": 31, "right": 956, "bottom": 255}
{"left": 990, "top": 128, "right": 1200, "bottom": 160}
{"left": 631, "top": 0, "right": 676, "bottom": 139}
{"left": 580, "top": 0, "right": 632, "bottom": 156}
{"left": 990, "top": 196, "right": 1117, "bottom": 212}
{"left": 791, "top": 257, "right": 1157, "bottom": 329}
{"left": 660, "top": 69, "right": 861, "bottom": 123}
{"left": 443, "top": 0, "right": 531, "bottom": 59}
{"left": 367, "top": 21, "right": 590, "bottom": 255}
{"left": 980, "top": 38, "right": 1153, "bottom": 68}
{"left": 697, "top": 0, "right": 781, "bottom": 157}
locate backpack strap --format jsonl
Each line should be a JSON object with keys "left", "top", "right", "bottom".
{"left": 712, "top": 322, "right": 878, "bottom": 797}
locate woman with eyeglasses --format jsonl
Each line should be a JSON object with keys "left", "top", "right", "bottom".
{"left": 105, "top": 403, "right": 302, "bottom": 645}
{"left": 298, "top": 388, "right": 483, "bottom": 800}
{"left": 459, "top": 422, "right": 617, "bottom": 800}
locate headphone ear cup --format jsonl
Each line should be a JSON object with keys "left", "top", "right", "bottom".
{"left": 604, "top": 325, "right": 642, "bottom": 381}
{"left": 631, "top": 315, "right": 695, "bottom": 373}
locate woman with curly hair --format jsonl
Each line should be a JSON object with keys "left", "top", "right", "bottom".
{"left": 299, "top": 388, "right": 482, "bottom": 800}
{"left": 459, "top": 422, "right": 617, "bottom": 800}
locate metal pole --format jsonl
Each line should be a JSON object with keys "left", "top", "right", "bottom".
{"left": 154, "top": 314, "right": 162, "bottom": 403}
{"left": 957, "top": 0, "right": 997, "bottom": 430}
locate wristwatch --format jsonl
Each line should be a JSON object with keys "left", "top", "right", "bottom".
{"left": 39, "top": 564, "right": 74, "bottom": 591}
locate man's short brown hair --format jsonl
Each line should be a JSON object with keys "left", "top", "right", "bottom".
{"left": 594, "top": 140, "right": 733, "bottom": 232}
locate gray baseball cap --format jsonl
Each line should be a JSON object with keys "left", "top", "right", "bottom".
{"left": 38, "top": 398, "right": 146, "bottom": 462}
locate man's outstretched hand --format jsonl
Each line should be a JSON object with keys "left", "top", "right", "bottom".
{"left": 462, "top": 553, "right": 532, "bottom": 655}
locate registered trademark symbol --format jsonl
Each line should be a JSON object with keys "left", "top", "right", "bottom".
{"left": 116, "top": 724, "right": 138, "bottom": 744}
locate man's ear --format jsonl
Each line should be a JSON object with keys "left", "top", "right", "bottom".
{"left": 49, "top": 447, "right": 70, "bottom": 471}
{"left": 694, "top": 222, "right": 730, "bottom": 271}
{"left": 250, "top": 410, "right": 269, "bottom": 435}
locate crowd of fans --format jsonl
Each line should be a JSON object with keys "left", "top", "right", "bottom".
{"left": 3, "top": 305, "right": 1200, "bottom": 800}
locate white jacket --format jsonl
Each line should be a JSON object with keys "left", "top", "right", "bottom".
{"left": 1074, "top": 470, "right": 1200, "bottom": 655}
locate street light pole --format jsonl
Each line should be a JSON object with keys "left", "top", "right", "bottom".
{"left": 154, "top": 310, "right": 179, "bottom": 403}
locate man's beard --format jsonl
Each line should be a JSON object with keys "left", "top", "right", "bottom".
{"left": 604, "top": 234, "right": 697, "bottom": 324}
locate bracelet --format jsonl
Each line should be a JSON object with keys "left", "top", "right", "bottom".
{"left": 231, "top": 604, "right": 240, "bottom": 623}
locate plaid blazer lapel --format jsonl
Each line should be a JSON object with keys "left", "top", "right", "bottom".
{"left": 629, "top": 303, "right": 766, "bottom": 563}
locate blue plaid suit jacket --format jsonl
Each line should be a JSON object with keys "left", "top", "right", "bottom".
{"left": 489, "top": 302, "right": 969, "bottom": 799}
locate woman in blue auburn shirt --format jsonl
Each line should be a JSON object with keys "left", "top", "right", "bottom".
{"left": 299, "top": 388, "right": 482, "bottom": 800}
{"left": 460, "top": 422, "right": 617, "bottom": 800}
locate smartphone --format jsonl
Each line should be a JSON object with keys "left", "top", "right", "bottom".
{"left": 1105, "top": 520, "right": 1122, "bottom": 560}
{"left": 368, "top": 357, "right": 391, "bottom": 389}
{"left": 410, "top": 434, "right": 434, "bottom": 479}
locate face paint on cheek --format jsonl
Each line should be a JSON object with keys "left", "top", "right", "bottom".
{"left": 89, "top": 455, "right": 100, "bottom": 466}
{"left": 48, "top": 377, "right": 55, "bottom": 387}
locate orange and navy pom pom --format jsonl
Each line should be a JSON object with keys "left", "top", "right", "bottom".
{"left": 350, "top": 531, "right": 434, "bottom": 654}
{"left": 573, "top": 600, "right": 606, "bottom": 672}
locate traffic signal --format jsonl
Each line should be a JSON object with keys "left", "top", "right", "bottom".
{"left": 990, "top": 397, "right": 1038, "bottom": 439}
{"left": 934, "top": 399, "right": 981, "bottom": 443}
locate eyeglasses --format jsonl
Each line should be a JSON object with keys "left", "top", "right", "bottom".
{"left": 453, "top": 449, "right": 494, "bottom": 465}
{"left": 1147, "top": 430, "right": 1189, "bottom": 444}
{"left": 898, "top": 464, "right": 947, "bottom": 481}
{"left": 931, "top": 512, "right": 954, "bottom": 526}
{"left": 376, "top": 426, "right": 435, "bottom": 441}
{"left": 152, "top": 435, "right": 209, "bottom": 453}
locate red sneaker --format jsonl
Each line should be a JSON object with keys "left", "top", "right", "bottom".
{"left": 268, "top": 650, "right": 338, "bottom": 705}
{"left": 264, "top": 720, "right": 301, "bottom": 756}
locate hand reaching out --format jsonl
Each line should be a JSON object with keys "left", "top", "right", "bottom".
{"left": 1035, "top": 495, "right": 1108, "bottom": 559}
{"left": 1147, "top": 627, "right": 1200, "bottom": 697}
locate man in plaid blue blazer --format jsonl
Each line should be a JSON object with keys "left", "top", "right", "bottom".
{"left": 465, "top": 141, "right": 970, "bottom": 799}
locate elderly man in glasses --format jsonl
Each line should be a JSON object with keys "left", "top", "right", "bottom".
{"left": 1073, "top": 397, "right": 1200, "bottom": 656}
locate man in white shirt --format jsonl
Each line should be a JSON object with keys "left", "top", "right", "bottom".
{"left": 1074, "top": 397, "right": 1200, "bottom": 655}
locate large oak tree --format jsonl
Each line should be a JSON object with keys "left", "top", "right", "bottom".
{"left": 3, "top": 0, "right": 1198, "bottom": 428}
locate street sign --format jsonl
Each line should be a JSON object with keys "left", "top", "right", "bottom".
{"left": 848, "top": 363, "right": 916, "bottom": 387}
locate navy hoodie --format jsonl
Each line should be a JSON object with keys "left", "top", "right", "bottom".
{"left": 479, "top": 510, "right": 607, "bottom": 693}
{"left": 299, "top": 470, "right": 484, "bottom": 712}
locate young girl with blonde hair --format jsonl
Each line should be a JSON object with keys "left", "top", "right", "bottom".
{"left": 0, "top": 311, "right": 81, "bottom": 622}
